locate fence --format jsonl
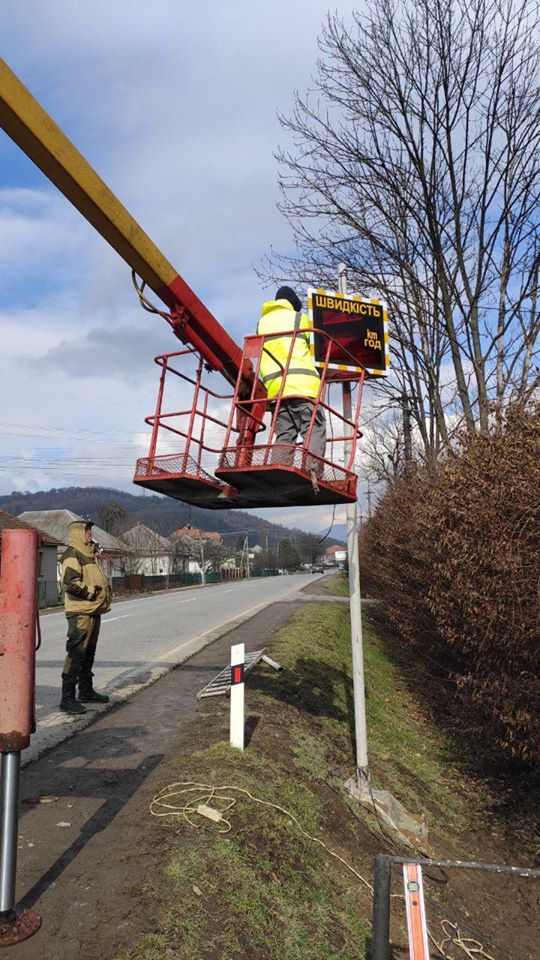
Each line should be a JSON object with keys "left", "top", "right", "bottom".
{"left": 113, "top": 569, "right": 280, "bottom": 595}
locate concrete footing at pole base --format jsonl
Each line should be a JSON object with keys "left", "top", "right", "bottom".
{"left": 344, "top": 775, "right": 430, "bottom": 852}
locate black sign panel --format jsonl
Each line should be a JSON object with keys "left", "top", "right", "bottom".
{"left": 308, "top": 289, "right": 389, "bottom": 377}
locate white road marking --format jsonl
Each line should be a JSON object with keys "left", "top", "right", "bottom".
{"left": 102, "top": 615, "right": 131, "bottom": 623}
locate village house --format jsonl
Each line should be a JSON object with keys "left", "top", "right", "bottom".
{"left": 121, "top": 523, "right": 187, "bottom": 576}
{"left": 325, "top": 543, "right": 347, "bottom": 569}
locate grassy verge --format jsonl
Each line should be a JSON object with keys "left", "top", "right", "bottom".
{"left": 258, "top": 602, "right": 465, "bottom": 826}
{"left": 315, "top": 572, "right": 350, "bottom": 597}
{"left": 118, "top": 601, "right": 531, "bottom": 960}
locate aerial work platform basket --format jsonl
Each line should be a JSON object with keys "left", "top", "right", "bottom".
{"left": 133, "top": 329, "right": 365, "bottom": 509}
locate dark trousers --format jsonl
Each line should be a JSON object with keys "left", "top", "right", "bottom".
{"left": 62, "top": 614, "right": 101, "bottom": 688}
{"left": 273, "top": 399, "right": 327, "bottom": 462}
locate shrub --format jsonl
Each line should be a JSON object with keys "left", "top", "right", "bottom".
{"left": 361, "top": 405, "right": 540, "bottom": 763}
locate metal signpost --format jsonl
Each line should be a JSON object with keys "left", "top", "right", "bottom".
{"left": 308, "top": 276, "right": 434, "bottom": 846}
{"left": 307, "top": 266, "right": 390, "bottom": 788}
{"left": 339, "top": 265, "right": 369, "bottom": 785}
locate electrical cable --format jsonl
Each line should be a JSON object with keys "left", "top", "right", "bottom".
{"left": 0, "top": 420, "right": 140, "bottom": 437}
{"left": 131, "top": 269, "right": 175, "bottom": 325}
{"left": 150, "top": 781, "right": 374, "bottom": 892}
{"left": 431, "top": 919, "right": 497, "bottom": 960}
{"left": 425, "top": 898, "right": 533, "bottom": 960}
{"left": 318, "top": 504, "right": 337, "bottom": 544}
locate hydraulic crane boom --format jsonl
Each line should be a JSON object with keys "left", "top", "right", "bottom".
{"left": 0, "top": 57, "right": 245, "bottom": 386}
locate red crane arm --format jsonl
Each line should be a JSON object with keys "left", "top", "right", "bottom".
{"left": 0, "top": 58, "right": 245, "bottom": 386}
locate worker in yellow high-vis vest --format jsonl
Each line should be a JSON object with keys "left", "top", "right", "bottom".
{"left": 257, "top": 286, "right": 326, "bottom": 467}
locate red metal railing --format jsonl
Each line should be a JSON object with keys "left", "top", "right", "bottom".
{"left": 135, "top": 328, "right": 365, "bottom": 501}
{"left": 219, "top": 327, "right": 365, "bottom": 477}
{"left": 135, "top": 348, "right": 237, "bottom": 483}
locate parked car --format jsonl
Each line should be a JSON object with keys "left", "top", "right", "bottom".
{"left": 311, "top": 565, "right": 324, "bottom": 574}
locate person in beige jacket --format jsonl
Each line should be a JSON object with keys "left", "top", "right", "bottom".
{"left": 60, "top": 520, "right": 112, "bottom": 714}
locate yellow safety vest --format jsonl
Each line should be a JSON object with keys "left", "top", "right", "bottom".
{"left": 257, "top": 299, "right": 321, "bottom": 400}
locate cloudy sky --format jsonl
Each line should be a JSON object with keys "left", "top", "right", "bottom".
{"left": 0, "top": 0, "right": 366, "bottom": 533}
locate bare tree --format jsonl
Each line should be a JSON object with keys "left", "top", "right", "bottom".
{"left": 169, "top": 536, "right": 190, "bottom": 575}
{"left": 363, "top": 410, "right": 407, "bottom": 485}
{"left": 175, "top": 534, "right": 229, "bottom": 581}
{"left": 98, "top": 502, "right": 128, "bottom": 536}
{"left": 265, "top": 0, "right": 540, "bottom": 459}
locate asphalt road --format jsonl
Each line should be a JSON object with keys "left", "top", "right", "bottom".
{"left": 28, "top": 573, "right": 319, "bottom": 763}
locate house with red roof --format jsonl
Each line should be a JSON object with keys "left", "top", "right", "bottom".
{"left": 325, "top": 543, "right": 347, "bottom": 568}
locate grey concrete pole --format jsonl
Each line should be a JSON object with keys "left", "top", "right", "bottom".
{"left": 0, "top": 751, "right": 21, "bottom": 916}
{"left": 339, "top": 263, "right": 369, "bottom": 781}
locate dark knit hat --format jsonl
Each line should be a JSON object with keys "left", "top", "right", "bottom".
{"left": 275, "top": 286, "right": 302, "bottom": 311}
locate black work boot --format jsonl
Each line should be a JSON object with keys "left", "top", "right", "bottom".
{"left": 60, "top": 679, "right": 87, "bottom": 715}
{"left": 78, "top": 681, "right": 109, "bottom": 704}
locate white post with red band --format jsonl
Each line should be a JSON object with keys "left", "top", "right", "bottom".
{"left": 230, "top": 643, "right": 245, "bottom": 751}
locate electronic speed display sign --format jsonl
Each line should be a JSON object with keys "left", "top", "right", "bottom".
{"left": 307, "top": 288, "right": 389, "bottom": 378}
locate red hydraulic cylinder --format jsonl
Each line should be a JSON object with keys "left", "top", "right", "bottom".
{"left": 0, "top": 529, "right": 39, "bottom": 752}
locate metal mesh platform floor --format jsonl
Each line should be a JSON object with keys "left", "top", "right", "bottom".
{"left": 134, "top": 446, "right": 357, "bottom": 508}
{"left": 215, "top": 466, "right": 356, "bottom": 506}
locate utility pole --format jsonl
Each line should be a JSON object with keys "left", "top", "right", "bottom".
{"left": 339, "top": 263, "right": 369, "bottom": 787}
{"left": 244, "top": 535, "right": 250, "bottom": 579}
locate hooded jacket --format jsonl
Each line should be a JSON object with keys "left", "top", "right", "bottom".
{"left": 61, "top": 521, "right": 112, "bottom": 616}
{"left": 257, "top": 299, "right": 321, "bottom": 400}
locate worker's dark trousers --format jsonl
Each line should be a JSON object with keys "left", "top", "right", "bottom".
{"left": 62, "top": 614, "right": 101, "bottom": 690}
{"left": 273, "top": 399, "right": 327, "bottom": 467}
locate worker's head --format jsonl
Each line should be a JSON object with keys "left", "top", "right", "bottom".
{"left": 67, "top": 520, "right": 94, "bottom": 551}
{"left": 275, "top": 285, "right": 302, "bottom": 311}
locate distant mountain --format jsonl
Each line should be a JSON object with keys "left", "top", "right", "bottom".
{"left": 0, "top": 486, "right": 344, "bottom": 549}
